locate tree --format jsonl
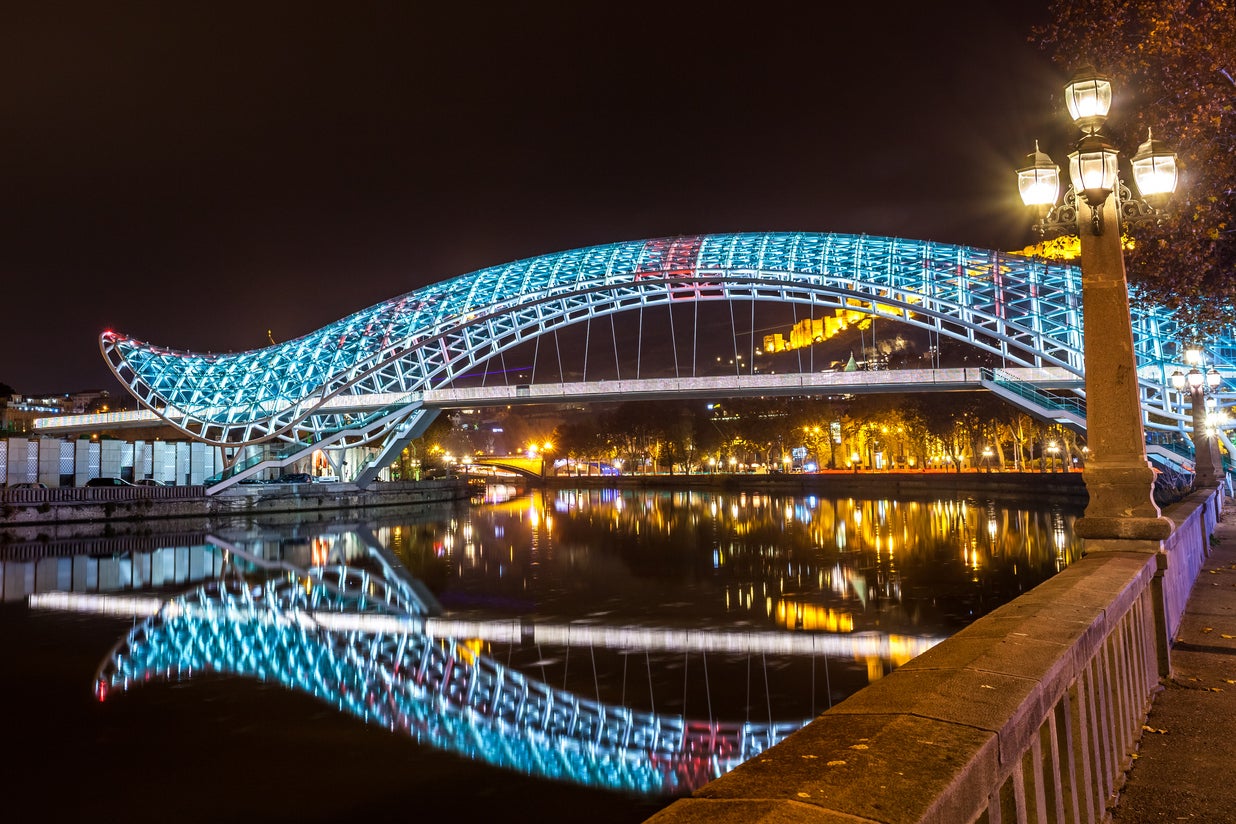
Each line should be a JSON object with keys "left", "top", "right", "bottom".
{"left": 996, "top": 411, "right": 1045, "bottom": 471}
{"left": 554, "top": 419, "right": 605, "bottom": 473}
{"left": 394, "top": 413, "right": 453, "bottom": 479}
{"left": 1035, "top": 1, "right": 1236, "bottom": 337}
{"left": 786, "top": 398, "right": 848, "bottom": 468}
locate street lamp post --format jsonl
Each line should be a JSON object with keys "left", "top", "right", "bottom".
{"left": 803, "top": 425, "right": 823, "bottom": 471}
{"left": 541, "top": 441, "right": 553, "bottom": 479}
{"left": 1171, "top": 347, "right": 1223, "bottom": 487}
{"left": 1047, "top": 441, "right": 1060, "bottom": 473}
{"left": 1017, "top": 66, "right": 1178, "bottom": 541}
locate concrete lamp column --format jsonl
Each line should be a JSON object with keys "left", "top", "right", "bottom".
{"left": 1190, "top": 387, "right": 1224, "bottom": 488}
{"left": 1073, "top": 194, "right": 1173, "bottom": 542}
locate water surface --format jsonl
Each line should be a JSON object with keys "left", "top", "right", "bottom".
{"left": 1, "top": 486, "right": 1081, "bottom": 822}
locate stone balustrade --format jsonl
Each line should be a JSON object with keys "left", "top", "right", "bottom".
{"left": 648, "top": 486, "right": 1222, "bottom": 824}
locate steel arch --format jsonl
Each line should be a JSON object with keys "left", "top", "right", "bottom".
{"left": 99, "top": 231, "right": 1221, "bottom": 456}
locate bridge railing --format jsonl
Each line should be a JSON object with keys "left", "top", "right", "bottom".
{"left": 984, "top": 367, "right": 1087, "bottom": 418}
{"left": 983, "top": 368, "right": 1231, "bottom": 476}
{"left": 1147, "top": 437, "right": 1235, "bottom": 474}
{"left": 649, "top": 486, "right": 1222, "bottom": 824}
{"left": 0, "top": 485, "right": 205, "bottom": 505}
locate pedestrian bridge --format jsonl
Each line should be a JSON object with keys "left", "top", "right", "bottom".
{"left": 34, "top": 366, "right": 1085, "bottom": 436}
{"left": 88, "top": 232, "right": 1232, "bottom": 491}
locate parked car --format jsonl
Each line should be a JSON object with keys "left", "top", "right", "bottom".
{"left": 277, "top": 472, "right": 312, "bottom": 484}
{"left": 10, "top": 482, "right": 48, "bottom": 490}
{"left": 314, "top": 474, "right": 339, "bottom": 483}
{"left": 135, "top": 479, "right": 168, "bottom": 486}
{"left": 85, "top": 477, "right": 134, "bottom": 487}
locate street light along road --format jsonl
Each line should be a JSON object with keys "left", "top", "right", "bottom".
{"left": 1170, "top": 346, "right": 1224, "bottom": 487}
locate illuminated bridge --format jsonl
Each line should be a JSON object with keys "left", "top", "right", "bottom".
{"left": 94, "top": 232, "right": 1235, "bottom": 491}
{"left": 90, "top": 566, "right": 808, "bottom": 795}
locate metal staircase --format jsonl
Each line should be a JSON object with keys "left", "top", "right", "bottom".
{"left": 980, "top": 368, "right": 1087, "bottom": 431}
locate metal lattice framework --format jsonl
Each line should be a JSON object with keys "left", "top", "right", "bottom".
{"left": 94, "top": 566, "right": 803, "bottom": 795}
{"left": 100, "top": 232, "right": 1231, "bottom": 471}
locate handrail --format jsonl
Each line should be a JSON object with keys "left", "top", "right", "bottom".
{"left": 0, "top": 485, "right": 205, "bottom": 505}
{"left": 649, "top": 487, "right": 1222, "bottom": 823}
{"left": 1149, "top": 437, "right": 1234, "bottom": 472}
{"left": 983, "top": 367, "right": 1087, "bottom": 416}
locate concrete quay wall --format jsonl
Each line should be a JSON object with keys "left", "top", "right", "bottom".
{"left": 649, "top": 486, "right": 1223, "bottom": 824}
{"left": 550, "top": 470, "right": 1088, "bottom": 503}
{"left": 0, "top": 479, "right": 471, "bottom": 531}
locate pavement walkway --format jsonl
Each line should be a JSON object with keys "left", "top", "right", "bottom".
{"left": 1111, "top": 502, "right": 1236, "bottom": 822}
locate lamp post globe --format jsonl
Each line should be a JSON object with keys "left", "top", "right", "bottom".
{"left": 1129, "top": 130, "right": 1178, "bottom": 202}
{"left": 1068, "top": 133, "right": 1120, "bottom": 210}
{"left": 1018, "top": 142, "right": 1060, "bottom": 210}
{"left": 1063, "top": 65, "right": 1112, "bottom": 134}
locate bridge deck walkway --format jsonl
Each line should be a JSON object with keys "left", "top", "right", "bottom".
{"left": 1112, "top": 503, "right": 1236, "bottom": 821}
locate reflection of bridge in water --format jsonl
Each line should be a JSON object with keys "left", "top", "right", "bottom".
{"left": 22, "top": 485, "right": 1078, "bottom": 798}
{"left": 39, "top": 591, "right": 943, "bottom": 660}
{"left": 23, "top": 517, "right": 941, "bottom": 795}
{"left": 82, "top": 566, "right": 811, "bottom": 795}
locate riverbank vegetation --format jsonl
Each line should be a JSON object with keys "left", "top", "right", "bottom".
{"left": 430, "top": 393, "right": 1093, "bottom": 475}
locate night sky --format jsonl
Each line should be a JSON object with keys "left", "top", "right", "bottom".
{"left": 2, "top": 1, "right": 1066, "bottom": 395}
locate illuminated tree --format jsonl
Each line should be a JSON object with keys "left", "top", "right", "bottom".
{"left": 553, "top": 419, "right": 606, "bottom": 473}
{"left": 397, "top": 414, "right": 453, "bottom": 479}
{"left": 995, "top": 411, "right": 1045, "bottom": 471}
{"left": 1036, "top": 1, "right": 1236, "bottom": 336}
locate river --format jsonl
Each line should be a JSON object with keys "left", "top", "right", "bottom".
{"left": 0, "top": 484, "right": 1082, "bottom": 823}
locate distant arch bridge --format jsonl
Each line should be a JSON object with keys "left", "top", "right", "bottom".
{"left": 91, "top": 232, "right": 1233, "bottom": 492}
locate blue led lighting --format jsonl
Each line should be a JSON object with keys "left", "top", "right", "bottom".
{"left": 99, "top": 232, "right": 1228, "bottom": 464}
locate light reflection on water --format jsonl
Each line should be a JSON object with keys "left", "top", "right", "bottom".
{"left": 7, "top": 486, "right": 1082, "bottom": 815}
{"left": 380, "top": 487, "right": 1081, "bottom": 638}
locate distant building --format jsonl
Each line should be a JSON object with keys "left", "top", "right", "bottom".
{"left": 1, "top": 389, "right": 115, "bottom": 434}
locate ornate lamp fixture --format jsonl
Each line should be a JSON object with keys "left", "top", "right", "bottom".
{"left": 1063, "top": 65, "right": 1112, "bottom": 134}
{"left": 1170, "top": 348, "right": 1225, "bottom": 487}
{"left": 1019, "top": 66, "right": 1178, "bottom": 237}
{"left": 1016, "top": 65, "right": 1185, "bottom": 540}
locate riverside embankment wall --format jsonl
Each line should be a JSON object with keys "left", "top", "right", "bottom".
{"left": 0, "top": 478, "right": 471, "bottom": 535}
{"left": 549, "top": 470, "right": 1088, "bottom": 503}
{"left": 648, "top": 485, "right": 1223, "bottom": 824}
